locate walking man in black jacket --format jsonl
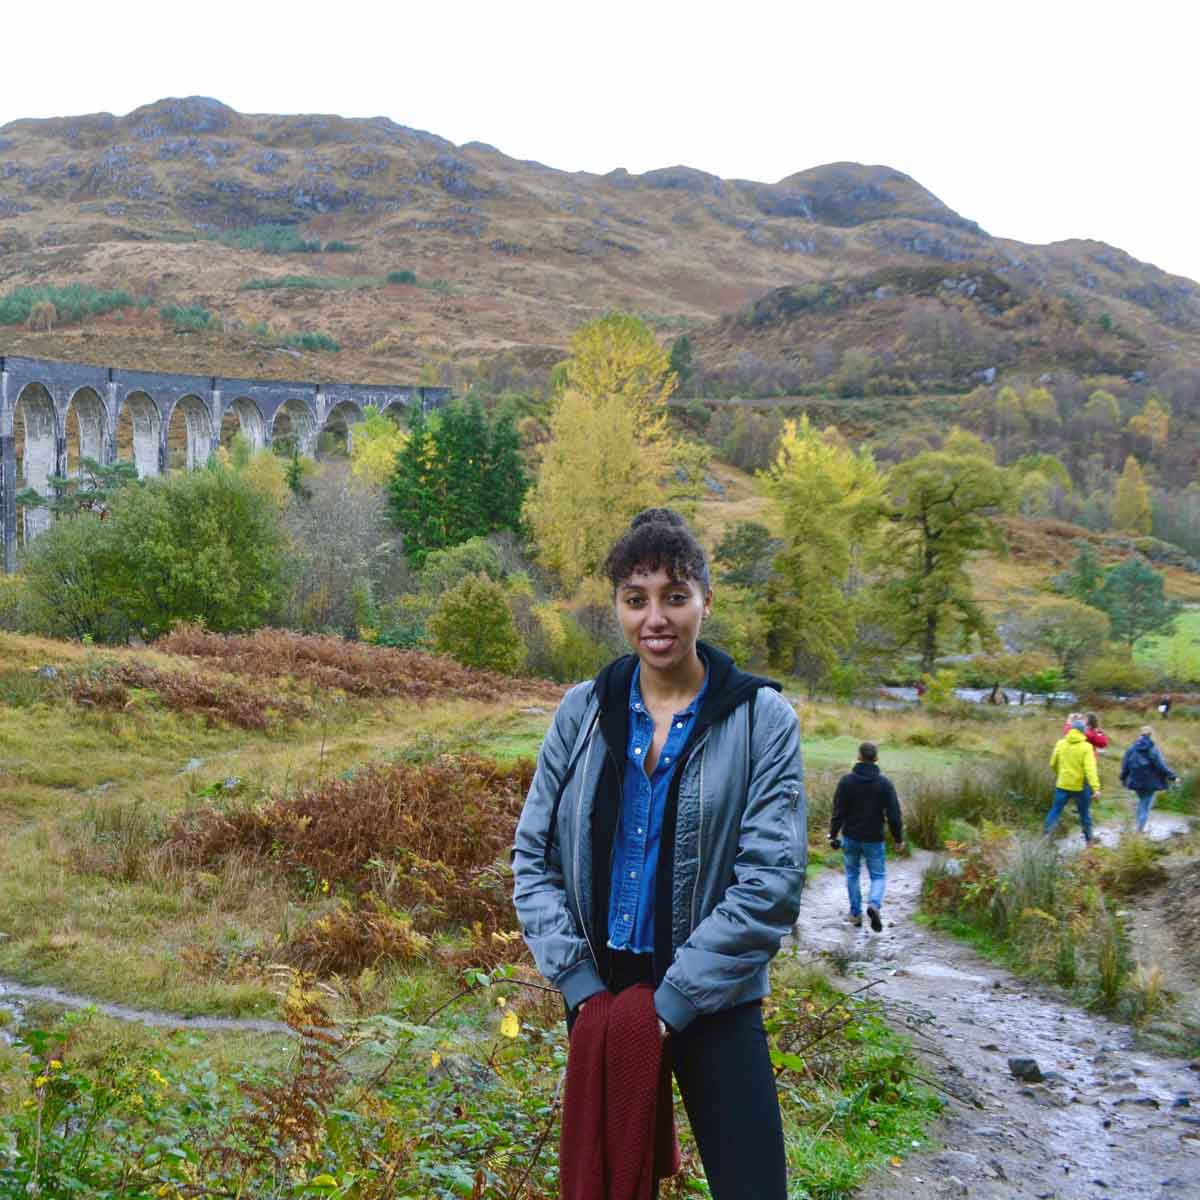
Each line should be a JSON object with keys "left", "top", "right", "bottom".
{"left": 829, "top": 742, "right": 904, "bottom": 931}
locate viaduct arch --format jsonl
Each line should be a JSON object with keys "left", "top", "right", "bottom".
{"left": 0, "top": 354, "right": 450, "bottom": 572}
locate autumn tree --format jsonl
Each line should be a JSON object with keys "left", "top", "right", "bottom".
{"left": 350, "top": 406, "right": 407, "bottom": 487}
{"left": 1111, "top": 455, "right": 1152, "bottom": 533}
{"left": 525, "top": 389, "right": 670, "bottom": 590}
{"left": 761, "top": 417, "right": 884, "bottom": 683}
{"left": 526, "top": 314, "right": 705, "bottom": 590}
{"left": 1126, "top": 391, "right": 1170, "bottom": 452}
{"left": 561, "top": 313, "right": 676, "bottom": 429}
{"left": 874, "top": 443, "right": 1009, "bottom": 673}
{"left": 1005, "top": 595, "right": 1111, "bottom": 677}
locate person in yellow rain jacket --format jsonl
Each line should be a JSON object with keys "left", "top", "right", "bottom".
{"left": 1045, "top": 719, "right": 1101, "bottom": 844}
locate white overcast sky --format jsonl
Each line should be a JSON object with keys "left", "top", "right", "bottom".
{"left": 5, "top": 0, "right": 1198, "bottom": 282}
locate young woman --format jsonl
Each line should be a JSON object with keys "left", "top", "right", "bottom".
{"left": 512, "top": 508, "right": 806, "bottom": 1198}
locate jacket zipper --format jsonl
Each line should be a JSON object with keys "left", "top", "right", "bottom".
{"left": 574, "top": 720, "right": 601, "bottom": 973}
{"left": 687, "top": 730, "right": 712, "bottom": 930}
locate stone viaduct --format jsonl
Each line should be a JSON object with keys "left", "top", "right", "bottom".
{"left": 0, "top": 354, "right": 450, "bottom": 572}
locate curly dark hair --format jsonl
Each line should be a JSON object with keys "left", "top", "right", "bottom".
{"left": 602, "top": 508, "right": 711, "bottom": 591}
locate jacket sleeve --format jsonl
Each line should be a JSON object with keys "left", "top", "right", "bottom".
{"left": 1152, "top": 747, "right": 1176, "bottom": 784}
{"left": 830, "top": 777, "right": 847, "bottom": 839}
{"left": 1119, "top": 746, "right": 1132, "bottom": 787}
{"left": 511, "top": 687, "right": 606, "bottom": 1012}
{"left": 654, "top": 690, "right": 806, "bottom": 1034}
{"left": 885, "top": 778, "right": 904, "bottom": 844}
{"left": 1084, "top": 745, "right": 1100, "bottom": 792}
{"left": 1050, "top": 742, "right": 1061, "bottom": 776}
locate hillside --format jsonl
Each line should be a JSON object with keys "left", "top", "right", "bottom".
{"left": 2, "top": 96, "right": 1199, "bottom": 385}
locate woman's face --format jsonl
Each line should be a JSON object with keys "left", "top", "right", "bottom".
{"left": 614, "top": 567, "right": 711, "bottom": 674}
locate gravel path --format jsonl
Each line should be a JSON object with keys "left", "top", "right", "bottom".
{"left": 795, "top": 815, "right": 1200, "bottom": 1199}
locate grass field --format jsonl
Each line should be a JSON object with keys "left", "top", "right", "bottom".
{"left": 1136, "top": 607, "right": 1200, "bottom": 683}
{"left": 0, "top": 631, "right": 947, "bottom": 1196}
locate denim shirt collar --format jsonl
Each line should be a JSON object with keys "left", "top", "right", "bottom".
{"left": 629, "top": 661, "right": 709, "bottom": 719}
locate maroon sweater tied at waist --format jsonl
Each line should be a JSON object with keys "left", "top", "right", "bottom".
{"left": 559, "top": 983, "right": 680, "bottom": 1199}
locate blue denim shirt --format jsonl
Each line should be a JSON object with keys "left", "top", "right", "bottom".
{"left": 608, "top": 663, "right": 708, "bottom": 953}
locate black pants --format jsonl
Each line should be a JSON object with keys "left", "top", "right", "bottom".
{"left": 583, "top": 951, "right": 788, "bottom": 1199}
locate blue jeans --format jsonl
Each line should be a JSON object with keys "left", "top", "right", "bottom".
{"left": 842, "top": 837, "right": 886, "bottom": 916}
{"left": 1135, "top": 791, "right": 1157, "bottom": 833}
{"left": 1044, "top": 787, "right": 1093, "bottom": 841}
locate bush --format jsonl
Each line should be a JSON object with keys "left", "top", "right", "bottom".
{"left": 164, "top": 755, "right": 535, "bottom": 937}
{"left": 159, "top": 303, "right": 212, "bottom": 332}
{"left": 282, "top": 331, "right": 340, "bottom": 352}
{"left": 920, "top": 669, "right": 958, "bottom": 712}
{"left": 374, "top": 594, "right": 435, "bottom": 649}
{"left": 429, "top": 574, "right": 524, "bottom": 674}
{"left": 1077, "top": 654, "right": 1156, "bottom": 695}
{"left": 387, "top": 269, "right": 418, "bottom": 285}
{"left": 0, "top": 283, "right": 132, "bottom": 327}
{"left": 322, "top": 240, "right": 357, "bottom": 253}
{"left": 958, "top": 651, "right": 1057, "bottom": 690}
{"left": 159, "top": 626, "right": 554, "bottom": 702}
{"left": 419, "top": 537, "right": 506, "bottom": 595}
{"left": 217, "top": 223, "right": 321, "bottom": 253}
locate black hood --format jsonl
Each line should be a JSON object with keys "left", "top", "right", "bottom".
{"left": 852, "top": 761, "right": 881, "bottom": 779}
{"left": 593, "top": 640, "right": 780, "bottom": 746}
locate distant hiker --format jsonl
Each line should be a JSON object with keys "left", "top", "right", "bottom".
{"left": 1084, "top": 712, "right": 1109, "bottom": 753}
{"left": 1120, "top": 726, "right": 1178, "bottom": 833}
{"left": 513, "top": 508, "right": 804, "bottom": 1199}
{"left": 1046, "top": 718, "right": 1101, "bottom": 844}
{"left": 829, "top": 742, "right": 904, "bottom": 932}
{"left": 1159, "top": 695, "right": 1172, "bottom": 720}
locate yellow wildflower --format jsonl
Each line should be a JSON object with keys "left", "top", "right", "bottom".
{"left": 34, "top": 1075, "right": 48, "bottom": 1089}
{"left": 49, "top": 1060, "right": 63, "bottom": 1071}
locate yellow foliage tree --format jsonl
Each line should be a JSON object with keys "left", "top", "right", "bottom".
{"left": 1111, "top": 454, "right": 1152, "bottom": 534}
{"left": 528, "top": 314, "right": 706, "bottom": 590}
{"left": 215, "top": 436, "right": 292, "bottom": 509}
{"left": 1126, "top": 392, "right": 1170, "bottom": 451}
{"left": 761, "top": 416, "right": 884, "bottom": 681}
{"left": 525, "top": 389, "right": 672, "bottom": 590}
{"left": 350, "top": 406, "right": 407, "bottom": 487}
{"left": 561, "top": 313, "right": 676, "bottom": 431}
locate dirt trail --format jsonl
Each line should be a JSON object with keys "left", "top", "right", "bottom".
{"left": 795, "top": 814, "right": 1200, "bottom": 1199}
{"left": 0, "top": 977, "right": 290, "bottom": 1039}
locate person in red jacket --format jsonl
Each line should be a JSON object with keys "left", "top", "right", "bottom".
{"left": 1084, "top": 712, "right": 1109, "bottom": 753}
{"left": 1062, "top": 712, "right": 1108, "bottom": 752}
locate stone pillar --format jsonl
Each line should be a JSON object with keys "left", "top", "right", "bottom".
{"left": 1, "top": 434, "right": 14, "bottom": 575}
{"left": 0, "top": 368, "right": 12, "bottom": 574}
{"left": 105, "top": 380, "right": 119, "bottom": 465}
{"left": 56, "top": 434, "right": 67, "bottom": 481}
{"left": 209, "top": 389, "right": 223, "bottom": 458}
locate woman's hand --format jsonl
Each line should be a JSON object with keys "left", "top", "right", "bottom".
{"left": 658, "top": 1017, "right": 670, "bottom": 1040}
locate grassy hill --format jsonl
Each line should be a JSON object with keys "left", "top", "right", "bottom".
{"left": 1, "top": 97, "right": 1198, "bottom": 387}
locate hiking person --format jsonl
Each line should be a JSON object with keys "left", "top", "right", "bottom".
{"left": 1120, "top": 725, "right": 1178, "bottom": 833}
{"left": 1083, "top": 712, "right": 1109, "bottom": 753}
{"left": 1046, "top": 718, "right": 1101, "bottom": 844}
{"left": 512, "top": 508, "right": 805, "bottom": 1199}
{"left": 1159, "top": 695, "right": 1172, "bottom": 720}
{"left": 828, "top": 742, "right": 904, "bottom": 932}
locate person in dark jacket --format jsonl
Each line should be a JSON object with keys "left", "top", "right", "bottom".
{"left": 828, "top": 743, "right": 904, "bottom": 931}
{"left": 513, "top": 508, "right": 805, "bottom": 1200}
{"left": 1120, "top": 726, "right": 1178, "bottom": 833}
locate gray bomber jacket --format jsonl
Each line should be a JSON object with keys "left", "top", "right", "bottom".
{"left": 512, "top": 643, "right": 806, "bottom": 1033}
